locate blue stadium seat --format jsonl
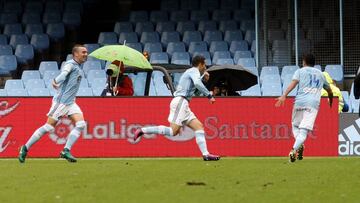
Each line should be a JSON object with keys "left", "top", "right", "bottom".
{"left": 234, "top": 9, "right": 252, "bottom": 21}
{"left": 88, "top": 78, "right": 106, "bottom": 88}
{"left": 97, "top": 32, "right": 117, "bottom": 45}
{"left": 203, "top": 31, "right": 222, "bottom": 45}
{"left": 150, "top": 10, "right": 168, "bottom": 22}
{"left": 9, "top": 34, "right": 28, "bottom": 49}
{"left": 30, "top": 34, "right": 50, "bottom": 52}
{"left": 15, "top": 44, "right": 34, "bottom": 65}
{"left": 148, "top": 78, "right": 157, "bottom": 96}
{"left": 0, "top": 89, "right": 7, "bottom": 96}
{"left": 3, "top": 1, "right": 22, "bottom": 15}
{"left": 0, "top": 13, "right": 18, "bottom": 26}
{"left": 212, "top": 51, "right": 231, "bottom": 64}
{"left": 43, "top": 70, "right": 60, "bottom": 87}
{"left": 237, "top": 57, "right": 256, "bottom": 67}
{"left": 92, "top": 87, "right": 105, "bottom": 96}
{"left": 0, "top": 35, "right": 7, "bottom": 45}
{"left": 234, "top": 51, "right": 252, "bottom": 64}
{"left": 176, "top": 21, "right": 196, "bottom": 35}
{"left": 3, "top": 24, "right": 23, "bottom": 37}
{"left": 200, "top": 0, "right": 219, "bottom": 11}
{"left": 161, "top": 31, "right": 180, "bottom": 49}
{"left": 83, "top": 61, "right": 102, "bottom": 76}
{"left": 0, "top": 45, "right": 13, "bottom": 55}
{"left": 172, "top": 72, "right": 183, "bottom": 88}
{"left": 212, "top": 10, "right": 231, "bottom": 21}
{"left": 281, "top": 65, "right": 299, "bottom": 81}
{"left": 5, "top": 79, "right": 24, "bottom": 90}
{"left": 45, "top": 1, "right": 62, "bottom": 13}
{"left": 192, "top": 51, "right": 212, "bottom": 66}
{"left": 125, "top": 42, "right": 143, "bottom": 53}
{"left": 132, "top": 72, "right": 147, "bottom": 96}
{"left": 62, "top": 12, "right": 81, "bottom": 27}
{"left": 224, "top": 30, "right": 243, "bottom": 44}
{"left": 229, "top": 40, "right": 248, "bottom": 56}
{"left": 84, "top": 43, "right": 100, "bottom": 54}
{"left": 0, "top": 55, "right": 17, "bottom": 75}
{"left": 190, "top": 10, "right": 209, "bottom": 22}
{"left": 25, "top": 1, "right": 43, "bottom": 13}
{"left": 25, "top": 23, "right": 44, "bottom": 37}
{"left": 135, "top": 22, "right": 154, "bottom": 36}
{"left": 119, "top": 32, "right": 138, "bottom": 44}
{"left": 324, "top": 65, "right": 344, "bottom": 83}
{"left": 22, "top": 12, "right": 41, "bottom": 24}
{"left": 25, "top": 79, "right": 45, "bottom": 89}
{"left": 244, "top": 30, "right": 255, "bottom": 45}
{"left": 198, "top": 21, "right": 217, "bottom": 34}
{"left": 244, "top": 66, "right": 259, "bottom": 77}
{"left": 171, "top": 52, "right": 190, "bottom": 65}
{"left": 156, "top": 21, "right": 176, "bottom": 33}
{"left": 314, "top": 65, "right": 322, "bottom": 71}
{"left": 272, "top": 50, "right": 290, "bottom": 66}
{"left": 241, "top": 20, "right": 255, "bottom": 32}
{"left": 87, "top": 70, "right": 106, "bottom": 82}
{"left": 219, "top": 21, "right": 238, "bottom": 33}
{"left": 39, "top": 61, "right": 59, "bottom": 76}
{"left": 64, "top": 1, "right": 83, "bottom": 13}
{"left": 152, "top": 71, "right": 172, "bottom": 96}
{"left": 260, "top": 66, "right": 280, "bottom": 78}
{"left": 240, "top": 84, "right": 261, "bottom": 96}
{"left": 150, "top": 52, "right": 169, "bottom": 64}
{"left": 140, "top": 32, "right": 160, "bottom": 43}
{"left": 46, "top": 23, "right": 65, "bottom": 41}
{"left": 282, "top": 79, "right": 298, "bottom": 96}
{"left": 28, "top": 88, "right": 51, "bottom": 96}
{"left": 170, "top": 11, "right": 189, "bottom": 22}
{"left": 180, "top": 0, "right": 199, "bottom": 10}
{"left": 43, "top": 12, "right": 62, "bottom": 24}
{"left": 161, "top": 0, "right": 179, "bottom": 11}
{"left": 350, "top": 83, "right": 359, "bottom": 113}
{"left": 166, "top": 42, "right": 186, "bottom": 57}
{"left": 261, "top": 82, "right": 282, "bottom": 96}
{"left": 221, "top": 0, "right": 239, "bottom": 10}
{"left": 77, "top": 88, "right": 93, "bottom": 96}
{"left": 188, "top": 41, "right": 207, "bottom": 55}
{"left": 271, "top": 40, "right": 287, "bottom": 51}
{"left": 341, "top": 91, "right": 350, "bottom": 112}
{"left": 114, "top": 22, "right": 133, "bottom": 34}
{"left": 7, "top": 89, "right": 29, "bottom": 96}
{"left": 215, "top": 58, "right": 234, "bottom": 65}
{"left": 21, "top": 70, "right": 41, "bottom": 82}
{"left": 209, "top": 41, "right": 228, "bottom": 56}
{"left": 261, "top": 74, "right": 281, "bottom": 85}
{"left": 182, "top": 31, "right": 202, "bottom": 47}
{"left": 143, "top": 42, "right": 162, "bottom": 54}
{"left": 130, "top": 11, "right": 148, "bottom": 23}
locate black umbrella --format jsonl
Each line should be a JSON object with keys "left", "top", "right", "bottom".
{"left": 206, "top": 65, "right": 258, "bottom": 92}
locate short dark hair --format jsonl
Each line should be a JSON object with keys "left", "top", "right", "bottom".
{"left": 302, "top": 53, "right": 315, "bottom": 67}
{"left": 192, "top": 55, "right": 206, "bottom": 67}
{"left": 72, "top": 44, "right": 86, "bottom": 55}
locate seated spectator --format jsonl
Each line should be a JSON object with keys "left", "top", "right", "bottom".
{"left": 102, "top": 60, "right": 134, "bottom": 96}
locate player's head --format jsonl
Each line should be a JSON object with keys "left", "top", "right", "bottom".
{"left": 72, "top": 44, "right": 88, "bottom": 64}
{"left": 192, "top": 55, "right": 206, "bottom": 72}
{"left": 302, "top": 53, "right": 315, "bottom": 67}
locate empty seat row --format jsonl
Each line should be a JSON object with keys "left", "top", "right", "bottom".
{"left": 0, "top": 1, "right": 83, "bottom": 14}
{"left": 160, "top": 0, "right": 255, "bottom": 11}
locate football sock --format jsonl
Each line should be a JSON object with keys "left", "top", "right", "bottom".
{"left": 64, "top": 121, "right": 86, "bottom": 150}
{"left": 25, "top": 124, "right": 54, "bottom": 150}
{"left": 293, "top": 128, "right": 308, "bottom": 151}
{"left": 141, "top": 126, "right": 174, "bottom": 136}
{"left": 195, "top": 130, "right": 209, "bottom": 156}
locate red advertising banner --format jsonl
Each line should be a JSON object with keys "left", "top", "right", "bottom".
{"left": 0, "top": 97, "right": 338, "bottom": 157}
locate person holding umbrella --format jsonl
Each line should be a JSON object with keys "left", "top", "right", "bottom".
{"left": 102, "top": 60, "right": 134, "bottom": 96}
{"left": 133, "top": 55, "right": 220, "bottom": 161}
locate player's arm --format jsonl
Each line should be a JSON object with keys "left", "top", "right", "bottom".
{"left": 52, "top": 64, "right": 72, "bottom": 89}
{"left": 190, "top": 71, "right": 215, "bottom": 104}
{"left": 275, "top": 79, "right": 299, "bottom": 107}
{"left": 323, "top": 84, "right": 333, "bottom": 107}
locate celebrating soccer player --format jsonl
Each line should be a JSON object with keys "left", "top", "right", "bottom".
{"left": 18, "top": 44, "right": 88, "bottom": 163}
{"left": 134, "top": 55, "right": 220, "bottom": 161}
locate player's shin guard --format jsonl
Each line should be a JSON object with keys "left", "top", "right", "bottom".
{"left": 292, "top": 128, "right": 308, "bottom": 151}
{"left": 195, "top": 130, "right": 209, "bottom": 156}
{"left": 25, "top": 123, "right": 54, "bottom": 150}
{"left": 64, "top": 121, "right": 86, "bottom": 150}
{"left": 142, "top": 125, "right": 173, "bottom": 136}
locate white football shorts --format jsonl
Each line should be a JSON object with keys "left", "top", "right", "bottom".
{"left": 168, "top": 96, "right": 197, "bottom": 126}
{"left": 47, "top": 102, "right": 83, "bottom": 121}
{"left": 292, "top": 106, "right": 318, "bottom": 130}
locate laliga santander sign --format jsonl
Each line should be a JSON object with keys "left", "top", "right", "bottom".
{"left": 0, "top": 100, "right": 20, "bottom": 152}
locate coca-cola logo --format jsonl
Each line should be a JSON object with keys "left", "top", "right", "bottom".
{"left": 49, "top": 118, "right": 74, "bottom": 145}
{"left": 0, "top": 101, "right": 20, "bottom": 119}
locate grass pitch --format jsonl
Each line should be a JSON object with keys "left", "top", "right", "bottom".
{"left": 0, "top": 157, "right": 359, "bottom": 203}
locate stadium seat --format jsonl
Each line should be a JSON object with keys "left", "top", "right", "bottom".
{"left": 132, "top": 72, "right": 147, "bottom": 96}
{"left": 200, "top": 0, "right": 219, "bottom": 11}
{"left": 0, "top": 13, "right": 18, "bottom": 26}
{"left": 88, "top": 78, "right": 106, "bottom": 88}
{"left": 77, "top": 88, "right": 93, "bottom": 96}
{"left": 224, "top": 30, "right": 243, "bottom": 44}
{"left": 130, "top": 11, "right": 148, "bottom": 23}
{"left": 25, "top": 1, "right": 43, "bottom": 13}
{"left": 215, "top": 58, "right": 234, "bottom": 65}
{"left": 46, "top": 23, "right": 65, "bottom": 41}
{"left": 84, "top": 43, "right": 100, "bottom": 54}
{"left": 25, "top": 79, "right": 45, "bottom": 89}
{"left": 43, "top": 70, "right": 60, "bottom": 87}
{"left": 190, "top": 10, "right": 209, "bottom": 22}
{"left": 25, "top": 23, "right": 44, "bottom": 37}
{"left": 221, "top": 0, "right": 240, "bottom": 10}
{"left": 28, "top": 88, "right": 51, "bottom": 96}
{"left": 0, "top": 55, "right": 17, "bottom": 75}
{"left": 341, "top": 91, "right": 351, "bottom": 112}
{"left": 135, "top": 22, "right": 154, "bottom": 35}
{"left": 150, "top": 52, "right": 169, "bottom": 64}
{"left": 83, "top": 61, "right": 102, "bottom": 76}
{"left": 119, "top": 32, "right": 138, "bottom": 44}
{"left": 21, "top": 70, "right": 41, "bottom": 83}
{"left": 188, "top": 41, "right": 208, "bottom": 55}
{"left": 15, "top": 44, "right": 34, "bottom": 65}
{"left": 281, "top": 65, "right": 299, "bottom": 81}
{"left": 260, "top": 66, "right": 280, "bottom": 79}
{"left": 241, "top": 20, "right": 255, "bottom": 33}
{"left": 212, "top": 51, "right": 231, "bottom": 64}
{"left": 183, "top": 31, "right": 202, "bottom": 46}
{"left": 62, "top": 12, "right": 81, "bottom": 27}
{"left": 43, "top": 12, "right": 62, "bottom": 24}
{"left": 229, "top": 40, "right": 248, "bottom": 56}
{"left": 0, "top": 45, "right": 13, "bottom": 56}
{"left": 261, "top": 82, "right": 282, "bottom": 96}
{"left": 161, "top": 0, "right": 179, "bottom": 11}
{"left": 261, "top": 74, "right": 281, "bottom": 85}
{"left": 114, "top": 22, "right": 133, "bottom": 34}
{"left": 0, "top": 89, "right": 7, "bottom": 96}
{"left": 209, "top": 41, "right": 228, "bottom": 56}
{"left": 150, "top": 10, "right": 168, "bottom": 22}
{"left": 176, "top": 21, "right": 196, "bottom": 35}
{"left": 166, "top": 42, "right": 186, "bottom": 57}
{"left": 244, "top": 30, "right": 255, "bottom": 45}
{"left": 272, "top": 50, "right": 291, "bottom": 66}
{"left": 282, "top": 79, "right": 298, "bottom": 96}
{"left": 170, "top": 11, "right": 189, "bottom": 22}
{"left": 45, "top": 1, "right": 62, "bottom": 13}
{"left": 161, "top": 31, "right": 180, "bottom": 48}
{"left": 237, "top": 57, "right": 256, "bottom": 67}
{"left": 9, "top": 34, "right": 28, "bottom": 49}
{"left": 5, "top": 79, "right": 24, "bottom": 90}
{"left": 212, "top": 10, "right": 231, "bottom": 21}
{"left": 97, "top": 32, "right": 117, "bottom": 45}
{"left": 203, "top": 31, "right": 223, "bottom": 45}
{"left": 3, "top": 1, "right": 22, "bottom": 15}
{"left": 0, "top": 35, "right": 7, "bottom": 45}
{"left": 92, "top": 87, "right": 105, "bottom": 96}
{"left": 172, "top": 72, "right": 183, "bottom": 88}
{"left": 244, "top": 66, "right": 259, "bottom": 77}
{"left": 234, "top": 9, "right": 252, "bottom": 21}
{"left": 64, "top": 1, "right": 83, "bottom": 13}
{"left": 22, "top": 12, "right": 41, "bottom": 24}
{"left": 171, "top": 52, "right": 190, "bottom": 65}
{"left": 7, "top": 89, "right": 29, "bottom": 96}
{"left": 234, "top": 51, "right": 252, "bottom": 64}
{"left": 240, "top": 84, "right": 261, "bottom": 96}
{"left": 180, "top": 0, "right": 199, "bottom": 10}
{"left": 219, "top": 21, "right": 238, "bottom": 33}
{"left": 39, "top": 61, "right": 59, "bottom": 76}
{"left": 140, "top": 32, "right": 160, "bottom": 44}
{"left": 152, "top": 71, "right": 172, "bottom": 96}
{"left": 143, "top": 42, "right": 162, "bottom": 54}
{"left": 125, "top": 42, "right": 143, "bottom": 53}
{"left": 324, "top": 65, "right": 344, "bottom": 83}
{"left": 192, "top": 51, "right": 212, "bottom": 66}
{"left": 30, "top": 34, "right": 50, "bottom": 52}
{"left": 87, "top": 70, "right": 106, "bottom": 81}
{"left": 198, "top": 21, "right": 217, "bottom": 34}
{"left": 313, "top": 65, "right": 322, "bottom": 71}
{"left": 3, "top": 24, "right": 23, "bottom": 37}
{"left": 156, "top": 21, "right": 176, "bottom": 33}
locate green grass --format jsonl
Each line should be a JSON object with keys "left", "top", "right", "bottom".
{"left": 0, "top": 157, "right": 359, "bottom": 203}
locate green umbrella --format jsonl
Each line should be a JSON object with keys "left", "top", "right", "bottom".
{"left": 89, "top": 45, "right": 152, "bottom": 69}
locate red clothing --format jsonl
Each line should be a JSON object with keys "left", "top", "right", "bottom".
{"left": 115, "top": 76, "right": 134, "bottom": 96}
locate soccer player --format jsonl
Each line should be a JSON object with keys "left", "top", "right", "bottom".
{"left": 134, "top": 55, "right": 220, "bottom": 161}
{"left": 275, "top": 53, "right": 333, "bottom": 162}
{"left": 18, "top": 44, "right": 88, "bottom": 163}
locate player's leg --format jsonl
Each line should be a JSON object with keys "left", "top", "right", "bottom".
{"left": 60, "top": 104, "right": 85, "bottom": 162}
{"left": 289, "top": 108, "right": 302, "bottom": 162}
{"left": 187, "top": 118, "right": 220, "bottom": 161}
